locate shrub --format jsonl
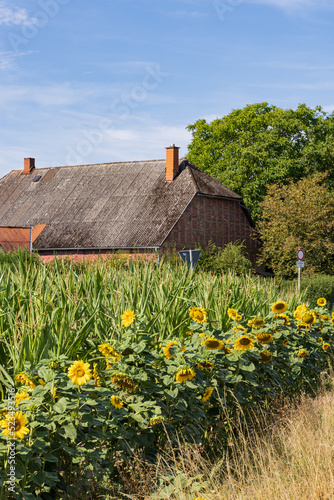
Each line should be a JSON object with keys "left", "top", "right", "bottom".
{"left": 301, "top": 274, "right": 334, "bottom": 310}
{"left": 197, "top": 241, "right": 253, "bottom": 275}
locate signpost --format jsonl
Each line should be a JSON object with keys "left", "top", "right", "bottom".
{"left": 297, "top": 248, "right": 304, "bottom": 291}
{"left": 178, "top": 249, "right": 201, "bottom": 271}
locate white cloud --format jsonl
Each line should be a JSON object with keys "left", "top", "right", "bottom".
{"left": 243, "top": 0, "right": 334, "bottom": 11}
{"left": 0, "top": 2, "right": 36, "bottom": 26}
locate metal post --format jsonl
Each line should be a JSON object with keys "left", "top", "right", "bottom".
{"left": 30, "top": 226, "right": 33, "bottom": 252}
{"left": 298, "top": 267, "right": 301, "bottom": 292}
{"left": 189, "top": 249, "right": 193, "bottom": 270}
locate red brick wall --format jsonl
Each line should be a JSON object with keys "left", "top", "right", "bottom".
{"left": 162, "top": 195, "right": 259, "bottom": 267}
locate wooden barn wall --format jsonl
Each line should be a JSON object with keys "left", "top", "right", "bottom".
{"left": 162, "top": 195, "right": 259, "bottom": 265}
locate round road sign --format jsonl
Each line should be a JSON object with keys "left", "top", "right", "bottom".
{"left": 297, "top": 249, "right": 304, "bottom": 260}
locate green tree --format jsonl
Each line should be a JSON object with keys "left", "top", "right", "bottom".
{"left": 257, "top": 173, "right": 334, "bottom": 277}
{"left": 187, "top": 103, "right": 334, "bottom": 220}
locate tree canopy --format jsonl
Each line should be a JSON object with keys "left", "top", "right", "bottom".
{"left": 187, "top": 103, "right": 334, "bottom": 221}
{"left": 257, "top": 173, "right": 334, "bottom": 277}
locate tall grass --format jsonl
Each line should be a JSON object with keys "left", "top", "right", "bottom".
{"left": 131, "top": 375, "right": 334, "bottom": 500}
{"left": 0, "top": 254, "right": 306, "bottom": 388}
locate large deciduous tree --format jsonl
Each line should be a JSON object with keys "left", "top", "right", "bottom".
{"left": 187, "top": 103, "right": 334, "bottom": 221}
{"left": 257, "top": 173, "right": 334, "bottom": 277}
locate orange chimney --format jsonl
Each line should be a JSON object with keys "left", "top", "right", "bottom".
{"left": 166, "top": 144, "right": 180, "bottom": 182}
{"left": 22, "top": 158, "right": 35, "bottom": 175}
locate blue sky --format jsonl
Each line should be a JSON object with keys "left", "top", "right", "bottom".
{"left": 0, "top": 0, "right": 334, "bottom": 178}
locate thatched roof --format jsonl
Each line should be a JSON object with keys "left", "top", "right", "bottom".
{"left": 0, "top": 158, "right": 245, "bottom": 250}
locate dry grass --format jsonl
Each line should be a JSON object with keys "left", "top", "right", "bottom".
{"left": 132, "top": 374, "right": 334, "bottom": 500}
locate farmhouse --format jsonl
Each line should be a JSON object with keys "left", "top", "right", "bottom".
{"left": 0, "top": 146, "right": 259, "bottom": 265}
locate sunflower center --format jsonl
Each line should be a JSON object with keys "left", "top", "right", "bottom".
{"left": 76, "top": 369, "right": 84, "bottom": 377}
{"left": 302, "top": 313, "right": 314, "bottom": 324}
{"left": 15, "top": 421, "right": 21, "bottom": 431}
{"left": 240, "top": 338, "right": 251, "bottom": 346}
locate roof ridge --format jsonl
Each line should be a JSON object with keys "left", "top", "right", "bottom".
{"left": 21, "top": 159, "right": 166, "bottom": 171}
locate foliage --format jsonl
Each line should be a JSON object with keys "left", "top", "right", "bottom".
{"left": 1, "top": 299, "right": 333, "bottom": 498}
{"left": 257, "top": 173, "right": 334, "bottom": 277}
{"left": 302, "top": 274, "right": 334, "bottom": 310}
{"left": 187, "top": 103, "right": 334, "bottom": 220}
{"left": 197, "top": 241, "right": 252, "bottom": 275}
{"left": 0, "top": 247, "right": 40, "bottom": 267}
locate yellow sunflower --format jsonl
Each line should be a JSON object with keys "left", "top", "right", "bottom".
{"left": 276, "top": 313, "right": 290, "bottom": 325}
{"left": 15, "top": 392, "right": 31, "bottom": 405}
{"left": 317, "top": 297, "right": 327, "bottom": 307}
{"left": 234, "top": 336, "right": 255, "bottom": 351}
{"left": 189, "top": 307, "right": 207, "bottom": 324}
{"left": 68, "top": 360, "right": 92, "bottom": 385}
{"left": 256, "top": 332, "right": 273, "bottom": 344}
{"left": 201, "top": 337, "right": 223, "bottom": 350}
{"left": 224, "top": 345, "right": 233, "bottom": 354}
{"left": 272, "top": 301, "right": 288, "bottom": 314}
{"left": 227, "top": 308, "right": 238, "bottom": 320}
{"left": 110, "top": 395, "right": 123, "bottom": 409}
{"left": 0, "top": 411, "right": 29, "bottom": 439}
{"left": 299, "top": 311, "right": 316, "bottom": 328}
{"left": 297, "top": 349, "right": 308, "bottom": 358}
{"left": 175, "top": 367, "right": 196, "bottom": 383}
{"left": 293, "top": 304, "right": 307, "bottom": 320}
{"left": 186, "top": 331, "right": 195, "bottom": 336}
{"left": 283, "top": 338, "right": 289, "bottom": 346}
{"left": 233, "top": 325, "right": 248, "bottom": 334}
{"left": 318, "top": 337, "right": 323, "bottom": 343}
{"left": 149, "top": 415, "right": 167, "bottom": 426}
{"left": 196, "top": 361, "right": 215, "bottom": 370}
{"left": 14, "top": 373, "right": 36, "bottom": 391}
{"left": 248, "top": 318, "right": 265, "bottom": 329}
{"left": 259, "top": 350, "right": 272, "bottom": 363}
{"left": 322, "top": 315, "right": 330, "bottom": 321}
{"left": 93, "top": 363, "right": 101, "bottom": 388}
{"left": 202, "top": 387, "right": 214, "bottom": 402}
{"left": 111, "top": 371, "right": 137, "bottom": 392}
{"left": 323, "top": 343, "right": 330, "bottom": 351}
{"left": 98, "top": 343, "right": 122, "bottom": 362}
{"left": 163, "top": 341, "right": 179, "bottom": 359}
{"left": 121, "top": 309, "right": 136, "bottom": 327}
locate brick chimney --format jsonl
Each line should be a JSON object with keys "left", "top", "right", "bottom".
{"left": 166, "top": 144, "right": 180, "bottom": 182}
{"left": 22, "top": 158, "right": 35, "bottom": 175}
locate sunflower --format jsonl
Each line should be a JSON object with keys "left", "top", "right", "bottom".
{"left": 299, "top": 311, "right": 316, "bottom": 328}
{"left": 14, "top": 373, "right": 36, "bottom": 391}
{"left": 0, "top": 411, "right": 29, "bottom": 439}
{"left": 259, "top": 350, "right": 272, "bottom": 363}
{"left": 186, "top": 331, "right": 195, "bottom": 336}
{"left": 149, "top": 415, "right": 167, "bottom": 426}
{"left": 256, "top": 332, "right": 273, "bottom": 344}
{"left": 323, "top": 343, "right": 330, "bottom": 351}
{"left": 98, "top": 343, "right": 122, "bottom": 362}
{"left": 234, "top": 336, "right": 255, "bottom": 351}
{"left": 283, "top": 338, "right": 289, "bottom": 346}
{"left": 227, "top": 308, "right": 238, "bottom": 320}
{"left": 201, "top": 337, "right": 223, "bottom": 350}
{"left": 293, "top": 304, "right": 307, "bottom": 320}
{"left": 297, "top": 349, "right": 308, "bottom": 358}
{"left": 202, "top": 387, "right": 214, "bottom": 402}
{"left": 196, "top": 361, "right": 215, "bottom": 370}
{"left": 93, "top": 363, "right": 101, "bottom": 388}
{"left": 15, "top": 392, "right": 31, "bottom": 405}
{"left": 317, "top": 297, "right": 327, "bottom": 307}
{"left": 110, "top": 395, "right": 123, "bottom": 409}
{"left": 121, "top": 309, "right": 136, "bottom": 327}
{"left": 272, "top": 301, "right": 288, "bottom": 314}
{"left": 322, "top": 315, "right": 330, "bottom": 321}
{"left": 233, "top": 325, "right": 248, "bottom": 334}
{"left": 189, "top": 307, "right": 207, "bottom": 324}
{"left": 111, "top": 371, "right": 137, "bottom": 392}
{"left": 276, "top": 313, "right": 290, "bottom": 325}
{"left": 331, "top": 318, "right": 334, "bottom": 325}
{"left": 318, "top": 337, "right": 324, "bottom": 343}
{"left": 248, "top": 318, "right": 265, "bottom": 329}
{"left": 175, "top": 367, "right": 196, "bottom": 383}
{"left": 68, "top": 360, "right": 92, "bottom": 385}
{"left": 224, "top": 345, "right": 233, "bottom": 354}
{"left": 163, "top": 341, "right": 179, "bottom": 359}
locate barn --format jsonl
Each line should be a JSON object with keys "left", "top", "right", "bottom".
{"left": 0, "top": 145, "right": 259, "bottom": 266}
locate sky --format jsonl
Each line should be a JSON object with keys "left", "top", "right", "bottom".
{"left": 0, "top": 0, "right": 334, "bottom": 178}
